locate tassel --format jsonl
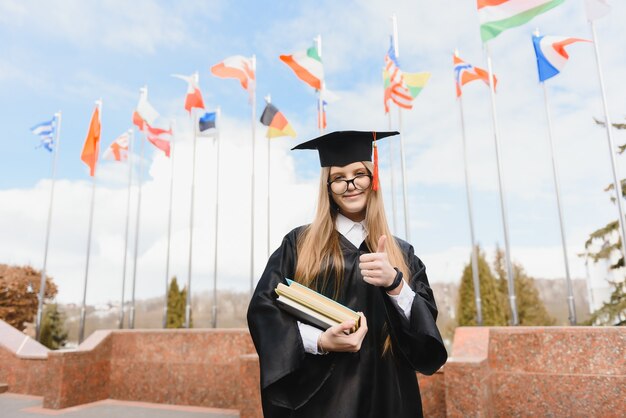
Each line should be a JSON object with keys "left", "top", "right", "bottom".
{"left": 372, "top": 132, "right": 379, "bottom": 191}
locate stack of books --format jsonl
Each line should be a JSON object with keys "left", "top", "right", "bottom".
{"left": 275, "top": 279, "right": 361, "bottom": 334}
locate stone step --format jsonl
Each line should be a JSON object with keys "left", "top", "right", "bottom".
{"left": 0, "top": 383, "right": 8, "bottom": 393}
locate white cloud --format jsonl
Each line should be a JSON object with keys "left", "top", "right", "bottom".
{"left": 0, "top": 0, "right": 214, "bottom": 54}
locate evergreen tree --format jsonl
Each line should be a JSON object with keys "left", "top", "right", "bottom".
{"left": 39, "top": 304, "right": 68, "bottom": 350}
{"left": 583, "top": 117, "right": 626, "bottom": 325}
{"left": 493, "top": 247, "right": 555, "bottom": 326}
{"left": 456, "top": 248, "right": 507, "bottom": 326}
{"left": 584, "top": 280, "right": 626, "bottom": 325}
{"left": 166, "top": 277, "right": 193, "bottom": 328}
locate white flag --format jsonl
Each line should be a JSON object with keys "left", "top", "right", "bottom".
{"left": 135, "top": 87, "right": 159, "bottom": 125}
{"left": 585, "top": 0, "right": 611, "bottom": 21}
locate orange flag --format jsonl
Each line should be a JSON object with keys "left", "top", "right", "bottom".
{"left": 81, "top": 105, "right": 101, "bottom": 176}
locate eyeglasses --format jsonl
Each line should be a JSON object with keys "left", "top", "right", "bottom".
{"left": 327, "top": 174, "right": 372, "bottom": 195}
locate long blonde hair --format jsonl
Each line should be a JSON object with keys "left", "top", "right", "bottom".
{"left": 295, "top": 161, "right": 410, "bottom": 296}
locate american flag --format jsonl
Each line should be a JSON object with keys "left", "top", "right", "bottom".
{"left": 383, "top": 36, "right": 412, "bottom": 113}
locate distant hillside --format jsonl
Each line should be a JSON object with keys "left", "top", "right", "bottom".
{"left": 51, "top": 279, "right": 590, "bottom": 346}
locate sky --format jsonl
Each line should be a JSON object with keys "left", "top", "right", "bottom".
{"left": 0, "top": 0, "right": 625, "bottom": 308}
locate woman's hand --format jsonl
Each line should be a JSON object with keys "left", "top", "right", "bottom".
{"left": 359, "top": 235, "right": 401, "bottom": 293}
{"left": 319, "top": 313, "right": 368, "bottom": 353}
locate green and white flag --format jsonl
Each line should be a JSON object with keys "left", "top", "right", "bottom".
{"left": 478, "top": 0, "right": 565, "bottom": 42}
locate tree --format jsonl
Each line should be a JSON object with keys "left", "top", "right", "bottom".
{"left": 493, "top": 248, "right": 555, "bottom": 326}
{"left": 0, "top": 264, "right": 58, "bottom": 330}
{"left": 584, "top": 118, "right": 626, "bottom": 325}
{"left": 456, "top": 248, "right": 507, "bottom": 326}
{"left": 166, "top": 277, "right": 192, "bottom": 328}
{"left": 39, "top": 304, "right": 68, "bottom": 349}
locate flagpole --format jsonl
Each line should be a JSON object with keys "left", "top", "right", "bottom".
{"left": 118, "top": 129, "right": 134, "bottom": 329}
{"left": 265, "top": 94, "right": 272, "bottom": 260}
{"left": 392, "top": 15, "right": 410, "bottom": 242}
{"left": 212, "top": 108, "right": 222, "bottom": 329}
{"left": 250, "top": 55, "right": 257, "bottom": 296}
{"left": 185, "top": 112, "right": 198, "bottom": 329}
{"left": 35, "top": 111, "right": 62, "bottom": 341}
{"left": 387, "top": 111, "right": 398, "bottom": 235}
{"left": 316, "top": 35, "right": 323, "bottom": 134}
{"left": 540, "top": 82, "right": 576, "bottom": 325}
{"left": 458, "top": 91, "right": 483, "bottom": 326}
{"left": 130, "top": 89, "right": 148, "bottom": 330}
{"left": 79, "top": 100, "right": 102, "bottom": 344}
{"left": 589, "top": 20, "right": 626, "bottom": 267}
{"left": 397, "top": 109, "right": 410, "bottom": 242}
{"left": 162, "top": 121, "right": 175, "bottom": 329}
{"left": 485, "top": 45, "right": 518, "bottom": 325}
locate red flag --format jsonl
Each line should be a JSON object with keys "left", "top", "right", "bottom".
{"left": 81, "top": 105, "right": 101, "bottom": 176}
{"left": 172, "top": 73, "right": 205, "bottom": 113}
{"left": 147, "top": 134, "right": 170, "bottom": 157}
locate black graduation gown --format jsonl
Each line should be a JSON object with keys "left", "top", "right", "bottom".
{"left": 247, "top": 226, "right": 448, "bottom": 418}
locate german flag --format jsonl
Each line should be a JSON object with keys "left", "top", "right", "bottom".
{"left": 260, "top": 103, "right": 296, "bottom": 139}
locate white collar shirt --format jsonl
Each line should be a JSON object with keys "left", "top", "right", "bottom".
{"left": 335, "top": 213, "right": 367, "bottom": 248}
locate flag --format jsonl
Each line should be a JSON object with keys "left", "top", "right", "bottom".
{"left": 147, "top": 134, "right": 170, "bottom": 157}
{"left": 383, "top": 36, "right": 412, "bottom": 113}
{"left": 260, "top": 103, "right": 296, "bottom": 138}
{"left": 81, "top": 105, "right": 101, "bottom": 177}
{"left": 132, "top": 87, "right": 159, "bottom": 130}
{"left": 403, "top": 72, "right": 431, "bottom": 99}
{"left": 103, "top": 132, "right": 130, "bottom": 162}
{"left": 144, "top": 124, "right": 172, "bottom": 137}
{"left": 280, "top": 44, "right": 324, "bottom": 90}
{"left": 478, "top": 0, "right": 565, "bottom": 42}
{"left": 210, "top": 55, "right": 256, "bottom": 92}
{"left": 585, "top": 0, "right": 610, "bottom": 21}
{"left": 316, "top": 89, "right": 339, "bottom": 130}
{"left": 30, "top": 117, "right": 56, "bottom": 152}
{"left": 532, "top": 34, "right": 591, "bottom": 82}
{"left": 172, "top": 73, "right": 205, "bottom": 112}
{"left": 317, "top": 99, "right": 327, "bottom": 130}
{"left": 453, "top": 55, "right": 496, "bottom": 97}
{"left": 198, "top": 111, "right": 217, "bottom": 136}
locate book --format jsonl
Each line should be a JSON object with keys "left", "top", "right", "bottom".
{"left": 275, "top": 279, "right": 361, "bottom": 334}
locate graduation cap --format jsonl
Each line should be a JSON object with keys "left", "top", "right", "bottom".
{"left": 291, "top": 130, "right": 399, "bottom": 191}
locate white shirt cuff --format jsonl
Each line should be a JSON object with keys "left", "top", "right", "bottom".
{"left": 387, "top": 281, "right": 415, "bottom": 319}
{"left": 298, "top": 321, "right": 324, "bottom": 354}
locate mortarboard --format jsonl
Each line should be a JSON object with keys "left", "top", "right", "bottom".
{"left": 291, "top": 130, "right": 399, "bottom": 191}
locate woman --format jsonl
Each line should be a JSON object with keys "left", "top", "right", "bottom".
{"left": 247, "top": 130, "right": 447, "bottom": 418}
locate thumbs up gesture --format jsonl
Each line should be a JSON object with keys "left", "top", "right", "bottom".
{"left": 359, "top": 235, "right": 401, "bottom": 293}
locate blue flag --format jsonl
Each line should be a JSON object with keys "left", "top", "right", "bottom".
{"left": 30, "top": 117, "right": 56, "bottom": 152}
{"left": 198, "top": 111, "right": 217, "bottom": 136}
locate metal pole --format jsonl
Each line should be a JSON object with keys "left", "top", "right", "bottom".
{"left": 212, "top": 108, "right": 222, "bottom": 328}
{"left": 391, "top": 16, "right": 410, "bottom": 242}
{"left": 458, "top": 95, "right": 483, "bottom": 325}
{"left": 163, "top": 121, "right": 176, "bottom": 329}
{"left": 185, "top": 113, "right": 198, "bottom": 329}
{"left": 130, "top": 129, "right": 146, "bottom": 329}
{"left": 36, "top": 111, "right": 62, "bottom": 340}
{"left": 589, "top": 21, "right": 626, "bottom": 265}
{"left": 266, "top": 94, "right": 271, "bottom": 260}
{"left": 79, "top": 101, "right": 101, "bottom": 344}
{"left": 388, "top": 112, "right": 398, "bottom": 234}
{"left": 250, "top": 56, "right": 257, "bottom": 296}
{"left": 79, "top": 176, "right": 97, "bottom": 344}
{"left": 541, "top": 83, "right": 576, "bottom": 325}
{"left": 397, "top": 109, "right": 410, "bottom": 242}
{"left": 485, "top": 44, "right": 518, "bottom": 325}
{"left": 316, "top": 36, "right": 323, "bottom": 134}
{"left": 118, "top": 129, "right": 134, "bottom": 329}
